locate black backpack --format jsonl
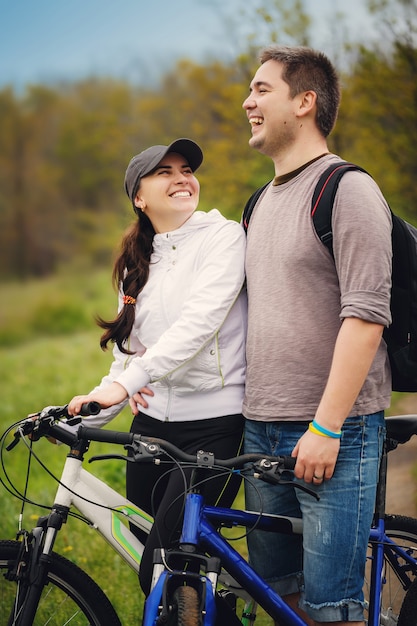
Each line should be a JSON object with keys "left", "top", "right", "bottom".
{"left": 242, "top": 161, "right": 417, "bottom": 392}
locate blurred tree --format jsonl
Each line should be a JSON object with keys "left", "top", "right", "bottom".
{"left": 336, "top": 0, "right": 417, "bottom": 219}
{"left": 0, "top": 89, "right": 24, "bottom": 277}
{"left": 56, "top": 80, "right": 134, "bottom": 209}
{"left": 0, "top": 86, "right": 65, "bottom": 278}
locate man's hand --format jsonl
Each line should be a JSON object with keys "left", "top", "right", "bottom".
{"left": 292, "top": 429, "right": 340, "bottom": 484}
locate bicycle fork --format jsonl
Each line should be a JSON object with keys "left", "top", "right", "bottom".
{"left": 144, "top": 493, "right": 219, "bottom": 626}
{"left": 6, "top": 505, "right": 69, "bottom": 625}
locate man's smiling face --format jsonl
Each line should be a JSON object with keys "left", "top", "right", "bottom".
{"left": 242, "top": 60, "right": 300, "bottom": 158}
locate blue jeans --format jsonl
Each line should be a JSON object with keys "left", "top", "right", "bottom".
{"left": 244, "top": 413, "right": 385, "bottom": 622}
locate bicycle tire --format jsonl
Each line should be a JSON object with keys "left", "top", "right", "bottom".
{"left": 168, "top": 586, "right": 202, "bottom": 626}
{"left": 398, "top": 575, "right": 417, "bottom": 626}
{"left": 0, "top": 539, "right": 122, "bottom": 626}
{"left": 365, "top": 514, "right": 417, "bottom": 626}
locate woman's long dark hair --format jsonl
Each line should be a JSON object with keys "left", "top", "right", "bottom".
{"left": 97, "top": 211, "right": 155, "bottom": 354}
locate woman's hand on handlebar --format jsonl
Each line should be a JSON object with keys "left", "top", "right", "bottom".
{"left": 68, "top": 382, "right": 128, "bottom": 416}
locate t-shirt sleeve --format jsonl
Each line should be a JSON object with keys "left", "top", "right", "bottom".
{"left": 332, "top": 171, "right": 392, "bottom": 326}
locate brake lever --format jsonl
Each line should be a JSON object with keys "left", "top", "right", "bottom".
{"left": 7, "top": 403, "right": 97, "bottom": 452}
{"left": 8, "top": 412, "right": 45, "bottom": 448}
{"left": 126, "top": 440, "right": 164, "bottom": 463}
{"left": 89, "top": 440, "right": 164, "bottom": 465}
{"left": 89, "top": 453, "right": 129, "bottom": 464}
{"left": 6, "top": 431, "right": 22, "bottom": 451}
{"left": 253, "top": 459, "right": 320, "bottom": 501}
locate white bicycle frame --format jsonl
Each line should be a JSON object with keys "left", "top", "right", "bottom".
{"left": 39, "top": 444, "right": 252, "bottom": 604}
{"left": 49, "top": 454, "right": 152, "bottom": 573}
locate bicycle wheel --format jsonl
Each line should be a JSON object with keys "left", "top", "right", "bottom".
{"left": 167, "top": 586, "right": 202, "bottom": 626}
{"left": 0, "top": 540, "right": 122, "bottom": 625}
{"left": 398, "top": 575, "right": 417, "bottom": 626}
{"left": 365, "top": 515, "right": 417, "bottom": 626}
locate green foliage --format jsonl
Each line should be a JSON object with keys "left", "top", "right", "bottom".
{"left": 338, "top": 49, "right": 417, "bottom": 220}
{"left": 333, "top": 0, "right": 417, "bottom": 221}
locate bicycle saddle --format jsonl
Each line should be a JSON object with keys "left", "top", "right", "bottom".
{"left": 385, "top": 414, "right": 417, "bottom": 444}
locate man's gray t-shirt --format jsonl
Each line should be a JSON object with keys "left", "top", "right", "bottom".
{"left": 243, "top": 155, "right": 392, "bottom": 422}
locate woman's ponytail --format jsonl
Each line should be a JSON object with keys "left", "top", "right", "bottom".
{"left": 97, "top": 213, "right": 155, "bottom": 354}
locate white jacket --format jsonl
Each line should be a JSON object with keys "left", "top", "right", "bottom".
{"left": 86, "top": 209, "right": 247, "bottom": 426}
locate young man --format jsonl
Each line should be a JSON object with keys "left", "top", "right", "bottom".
{"left": 242, "top": 46, "right": 392, "bottom": 625}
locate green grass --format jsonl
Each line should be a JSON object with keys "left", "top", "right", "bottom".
{"left": 0, "top": 268, "right": 115, "bottom": 348}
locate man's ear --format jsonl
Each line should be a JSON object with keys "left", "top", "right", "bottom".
{"left": 298, "top": 90, "right": 317, "bottom": 117}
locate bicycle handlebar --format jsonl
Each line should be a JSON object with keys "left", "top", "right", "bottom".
{"left": 6, "top": 402, "right": 101, "bottom": 450}
{"left": 45, "top": 401, "right": 101, "bottom": 418}
{"left": 78, "top": 425, "right": 133, "bottom": 446}
{"left": 9, "top": 404, "right": 296, "bottom": 473}
{"left": 78, "top": 425, "right": 296, "bottom": 471}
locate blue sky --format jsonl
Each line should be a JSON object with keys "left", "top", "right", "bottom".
{"left": 0, "top": 0, "right": 375, "bottom": 91}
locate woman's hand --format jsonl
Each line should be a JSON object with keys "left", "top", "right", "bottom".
{"left": 129, "top": 387, "right": 155, "bottom": 414}
{"left": 68, "top": 382, "right": 128, "bottom": 416}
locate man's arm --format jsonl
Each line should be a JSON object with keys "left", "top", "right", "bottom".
{"left": 292, "top": 316, "right": 384, "bottom": 483}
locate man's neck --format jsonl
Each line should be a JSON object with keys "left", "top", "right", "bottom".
{"left": 271, "top": 138, "right": 329, "bottom": 178}
{"left": 273, "top": 152, "right": 331, "bottom": 186}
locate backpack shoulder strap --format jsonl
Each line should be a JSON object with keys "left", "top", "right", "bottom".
{"left": 312, "top": 162, "right": 368, "bottom": 257}
{"left": 242, "top": 181, "right": 272, "bottom": 232}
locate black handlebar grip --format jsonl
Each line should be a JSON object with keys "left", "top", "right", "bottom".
{"left": 283, "top": 456, "right": 296, "bottom": 470}
{"left": 79, "top": 402, "right": 101, "bottom": 417}
{"left": 78, "top": 425, "right": 133, "bottom": 445}
{"left": 48, "top": 424, "right": 79, "bottom": 447}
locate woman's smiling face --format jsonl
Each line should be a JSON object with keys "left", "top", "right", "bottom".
{"left": 134, "top": 152, "right": 200, "bottom": 232}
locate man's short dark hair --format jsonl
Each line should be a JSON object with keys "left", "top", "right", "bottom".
{"left": 260, "top": 45, "right": 340, "bottom": 137}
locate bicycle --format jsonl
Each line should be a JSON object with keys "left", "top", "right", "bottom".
{"left": 0, "top": 405, "right": 416, "bottom": 625}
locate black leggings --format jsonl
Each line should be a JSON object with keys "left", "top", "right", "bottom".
{"left": 126, "top": 412, "right": 244, "bottom": 596}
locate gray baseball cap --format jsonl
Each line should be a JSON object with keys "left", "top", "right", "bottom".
{"left": 124, "top": 138, "right": 203, "bottom": 202}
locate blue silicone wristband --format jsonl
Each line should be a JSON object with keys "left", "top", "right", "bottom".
{"left": 311, "top": 419, "right": 342, "bottom": 439}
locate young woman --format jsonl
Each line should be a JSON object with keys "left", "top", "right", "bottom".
{"left": 68, "top": 138, "right": 247, "bottom": 596}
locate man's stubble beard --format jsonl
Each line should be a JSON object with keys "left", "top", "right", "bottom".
{"left": 249, "top": 126, "right": 295, "bottom": 158}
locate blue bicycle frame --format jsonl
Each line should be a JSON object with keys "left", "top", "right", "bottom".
{"left": 367, "top": 520, "right": 417, "bottom": 626}
{"left": 144, "top": 492, "right": 305, "bottom": 626}
{"left": 143, "top": 491, "right": 417, "bottom": 626}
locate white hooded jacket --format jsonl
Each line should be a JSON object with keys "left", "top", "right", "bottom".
{"left": 86, "top": 209, "right": 247, "bottom": 426}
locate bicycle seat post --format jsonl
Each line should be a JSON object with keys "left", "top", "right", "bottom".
{"left": 374, "top": 441, "right": 388, "bottom": 524}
